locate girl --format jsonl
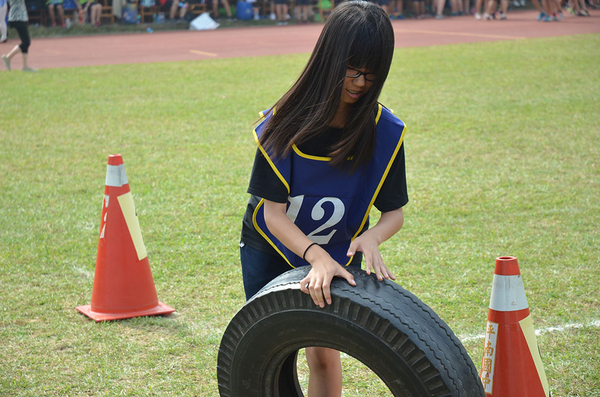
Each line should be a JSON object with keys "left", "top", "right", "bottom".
{"left": 2, "top": 0, "right": 36, "bottom": 71}
{"left": 240, "top": 1, "right": 407, "bottom": 395}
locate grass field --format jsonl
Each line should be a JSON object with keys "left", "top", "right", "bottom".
{"left": 1, "top": 33, "right": 599, "bottom": 396}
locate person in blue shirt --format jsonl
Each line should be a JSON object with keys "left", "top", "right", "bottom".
{"left": 240, "top": 1, "right": 407, "bottom": 395}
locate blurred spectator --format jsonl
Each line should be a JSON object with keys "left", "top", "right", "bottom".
{"left": 82, "top": 0, "right": 102, "bottom": 26}
{"left": 474, "top": 0, "right": 487, "bottom": 18}
{"left": 524, "top": 0, "right": 546, "bottom": 20}
{"left": 432, "top": 0, "right": 445, "bottom": 17}
{"left": 372, "top": 0, "right": 390, "bottom": 14}
{"left": 170, "top": 0, "right": 188, "bottom": 21}
{"left": 47, "top": 0, "right": 66, "bottom": 27}
{"left": 70, "top": 0, "right": 87, "bottom": 24}
{"left": 450, "top": 0, "right": 461, "bottom": 14}
{"left": 540, "top": 0, "right": 563, "bottom": 20}
{"left": 296, "top": 0, "right": 309, "bottom": 22}
{"left": 158, "top": 0, "right": 186, "bottom": 21}
{"left": 269, "top": 0, "right": 275, "bottom": 19}
{"left": 484, "top": 0, "right": 507, "bottom": 18}
{"left": 572, "top": 0, "right": 590, "bottom": 15}
{"left": 246, "top": 0, "right": 260, "bottom": 20}
{"left": 274, "top": 0, "right": 287, "bottom": 24}
{"left": 411, "top": 0, "right": 425, "bottom": 18}
{"left": 389, "top": 0, "right": 404, "bottom": 19}
{"left": 1, "top": 0, "right": 7, "bottom": 43}
{"left": 2, "top": 0, "right": 36, "bottom": 71}
{"left": 211, "top": 0, "right": 233, "bottom": 20}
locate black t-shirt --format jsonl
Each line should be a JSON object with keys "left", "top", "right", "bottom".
{"left": 241, "top": 126, "right": 408, "bottom": 253}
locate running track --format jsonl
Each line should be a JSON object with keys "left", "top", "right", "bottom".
{"left": 2, "top": 9, "right": 599, "bottom": 70}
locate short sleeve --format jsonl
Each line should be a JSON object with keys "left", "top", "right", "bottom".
{"left": 374, "top": 143, "right": 408, "bottom": 212}
{"left": 247, "top": 149, "right": 289, "bottom": 204}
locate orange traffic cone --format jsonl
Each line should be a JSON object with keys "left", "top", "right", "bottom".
{"left": 76, "top": 154, "right": 175, "bottom": 322}
{"left": 479, "top": 256, "right": 550, "bottom": 396}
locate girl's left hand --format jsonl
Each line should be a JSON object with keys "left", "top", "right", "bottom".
{"left": 347, "top": 233, "right": 396, "bottom": 281}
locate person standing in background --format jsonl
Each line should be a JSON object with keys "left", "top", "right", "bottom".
{"left": 274, "top": 0, "right": 288, "bottom": 25}
{"left": 47, "top": 0, "right": 66, "bottom": 27}
{"left": 389, "top": 0, "right": 405, "bottom": 19}
{"left": 211, "top": 0, "right": 234, "bottom": 20}
{"left": 473, "top": 0, "right": 487, "bottom": 18}
{"left": 433, "top": 0, "right": 445, "bottom": 17}
{"left": 485, "top": 0, "right": 507, "bottom": 18}
{"left": 411, "top": 0, "right": 425, "bottom": 18}
{"left": 1, "top": 0, "right": 36, "bottom": 71}
{"left": 296, "top": 0, "right": 310, "bottom": 23}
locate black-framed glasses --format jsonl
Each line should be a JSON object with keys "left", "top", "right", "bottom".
{"left": 345, "top": 67, "right": 377, "bottom": 82}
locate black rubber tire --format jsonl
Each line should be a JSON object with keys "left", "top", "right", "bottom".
{"left": 217, "top": 266, "right": 485, "bottom": 397}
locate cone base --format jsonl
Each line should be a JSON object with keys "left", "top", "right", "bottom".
{"left": 76, "top": 302, "right": 175, "bottom": 322}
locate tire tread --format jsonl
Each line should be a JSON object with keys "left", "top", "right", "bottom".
{"left": 218, "top": 267, "right": 484, "bottom": 397}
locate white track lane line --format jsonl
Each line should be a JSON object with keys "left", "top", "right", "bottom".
{"left": 459, "top": 319, "right": 600, "bottom": 343}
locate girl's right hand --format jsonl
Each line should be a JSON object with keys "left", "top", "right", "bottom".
{"left": 299, "top": 245, "right": 356, "bottom": 308}
{"left": 262, "top": 200, "right": 356, "bottom": 307}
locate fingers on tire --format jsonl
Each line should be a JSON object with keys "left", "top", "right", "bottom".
{"left": 218, "top": 266, "right": 485, "bottom": 397}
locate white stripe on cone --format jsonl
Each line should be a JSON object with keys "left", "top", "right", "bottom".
{"left": 105, "top": 164, "right": 128, "bottom": 187}
{"left": 489, "top": 274, "right": 529, "bottom": 312}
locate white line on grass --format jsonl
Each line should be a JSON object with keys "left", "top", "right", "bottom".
{"left": 459, "top": 319, "right": 600, "bottom": 343}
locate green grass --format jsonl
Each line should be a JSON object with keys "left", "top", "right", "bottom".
{"left": 1, "top": 33, "right": 599, "bottom": 396}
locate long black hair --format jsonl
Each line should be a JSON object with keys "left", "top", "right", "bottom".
{"left": 259, "top": 0, "right": 395, "bottom": 172}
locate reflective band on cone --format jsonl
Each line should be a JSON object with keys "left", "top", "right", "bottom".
{"left": 480, "top": 256, "right": 549, "bottom": 396}
{"left": 76, "top": 154, "right": 175, "bottom": 322}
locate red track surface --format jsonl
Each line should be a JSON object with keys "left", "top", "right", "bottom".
{"left": 2, "top": 9, "right": 599, "bottom": 70}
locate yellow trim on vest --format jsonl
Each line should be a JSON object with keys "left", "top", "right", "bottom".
{"left": 351, "top": 111, "right": 406, "bottom": 246}
{"left": 343, "top": 103, "right": 387, "bottom": 266}
{"left": 292, "top": 145, "right": 332, "bottom": 161}
{"left": 290, "top": 104, "right": 384, "bottom": 163}
{"left": 252, "top": 198, "right": 294, "bottom": 268}
{"left": 253, "top": 129, "right": 291, "bottom": 194}
{"left": 253, "top": 103, "right": 402, "bottom": 268}
{"left": 259, "top": 107, "right": 276, "bottom": 122}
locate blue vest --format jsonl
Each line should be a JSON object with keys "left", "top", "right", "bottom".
{"left": 253, "top": 104, "right": 406, "bottom": 268}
